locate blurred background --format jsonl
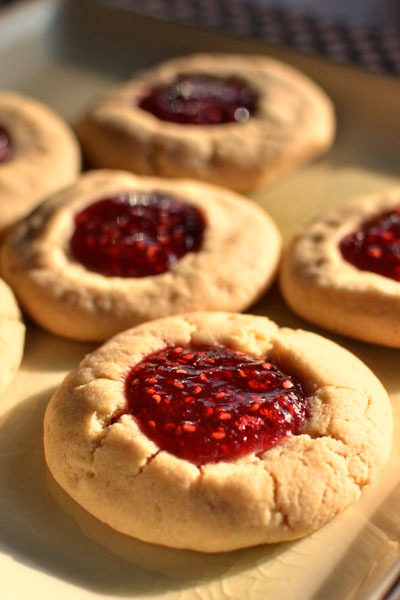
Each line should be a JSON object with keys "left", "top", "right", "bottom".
{"left": 92, "top": 0, "right": 400, "bottom": 75}
{"left": 0, "top": 0, "right": 399, "bottom": 74}
{"left": 251, "top": 0, "right": 400, "bottom": 27}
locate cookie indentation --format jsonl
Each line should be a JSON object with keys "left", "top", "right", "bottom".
{"left": 70, "top": 191, "right": 206, "bottom": 277}
{"left": 340, "top": 206, "right": 400, "bottom": 281}
{"left": 0, "top": 125, "right": 13, "bottom": 163}
{"left": 125, "top": 345, "right": 308, "bottom": 465}
{"left": 138, "top": 74, "right": 258, "bottom": 125}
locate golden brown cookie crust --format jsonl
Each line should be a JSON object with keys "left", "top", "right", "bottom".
{"left": 0, "top": 277, "right": 25, "bottom": 396}
{"left": 76, "top": 53, "right": 335, "bottom": 192}
{"left": 280, "top": 189, "right": 400, "bottom": 347}
{"left": 43, "top": 312, "right": 392, "bottom": 552}
{"left": 0, "top": 92, "right": 81, "bottom": 233}
{"left": 1, "top": 170, "right": 281, "bottom": 342}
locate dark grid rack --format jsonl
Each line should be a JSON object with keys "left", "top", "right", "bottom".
{"left": 101, "top": 0, "right": 400, "bottom": 76}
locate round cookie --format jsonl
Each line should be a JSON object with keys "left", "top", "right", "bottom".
{"left": 280, "top": 188, "right": 400, "bottom": 347}
{"left": 43, "top": 311, "right": 393, "bottom": 552}
{"left": 76, "top": 53, "right": 335, "bottom": 192}
{"left": 0, "top": 92, "right": 80, "bottom": 233}
{"left": 1, "top": 169, "right": 281, "bottom": 342}
{"left": 0, "top": 277, "right": 25, "bottom": 396}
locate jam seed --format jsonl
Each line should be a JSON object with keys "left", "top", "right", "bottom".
{"left": 367, "top": 246, "right": 383, "bottom": 258}
{"left": 146, "top": 246, "right": 158, "bottom": 259}
{"left": 211, "top": 430, "right": 226, "bottom": 440}
{"left": 182, "top": 423, "right": 197, "bottom": 433}
{"left": 218, "top": 412, "right": 232, "bottom": 421}
{"left": 282, "top": 380, "right": 294, "bottom": 389}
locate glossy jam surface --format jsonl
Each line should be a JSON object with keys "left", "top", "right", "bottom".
{"left": 70, "top": 191, "right": 205, "bottom": 277}
{"left": 125, "top": 345, "right": 308, "bottom": 465}
{"left": 138, "top": 73, "right": 258, "bottom": 125}
{"left": 0, "top": 126, "right": 12, "bottom": 163}
{"left": 340, "top": 206, "right": 400, "bottom": 281}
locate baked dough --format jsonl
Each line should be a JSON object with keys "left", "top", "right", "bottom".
{"left": 0, "top": 92, "right": 80, "bottom": 233}
{"left": 0, "top": 277, "right": 25, "bottom": 396}
{"left": 1, "top": 169, "right": 281, "bottom": 342}
{"left": 43, "top": 311, "right": 393, "bottom": 552}
{"left": 76, "top": 53, "right": 335, "bottom": 192}
{"left": 280, "top": 189, "right": 400, "bottom": 347}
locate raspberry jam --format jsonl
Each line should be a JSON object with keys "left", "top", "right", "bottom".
{"left": 0, "top": 126, "right": 12, "bottom": 163}
{"left": 125, "top": 345, "right": 308, "bottom": 465}
{"left": 138, "top": 73, "right": 258, "bottom": 125}
{"left": 340, "top": 206, "right": 400, "bottom": 281}
{"left": 70, "top": 191, "right": 205, "bottom": 277}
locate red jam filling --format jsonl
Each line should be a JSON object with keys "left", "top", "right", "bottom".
{"left": 340, "top": 206, "right": 400, "bottom": 281}
{"left": 138, "top": 73, "right": 258, "bottom": 125}
{"left": 0, "top": 126, "right": 13, "bottom": 163}
{"left": 124, "top": 345, "right": 308, "bottom": 465}
{"left": 70, "top": 191, "right": 205, "bottom": 277}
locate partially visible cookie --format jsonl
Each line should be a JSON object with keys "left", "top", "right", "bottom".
{"left": 1, "top": 170, "right": 281, "bottom": 342}
{"left": 76, "top": 53, "right": 335, "bottom": 192}
{"left": 0, "top": 92, "right": 80, "bottom": 233}
{"left": 0, "top": 277, "right": 25, "bottom": 396}
{"left": 280, "top": 189, "right": 400, "bottom": 347}
{"left": 43, "top": 311, "right": 392, "bottom": 552}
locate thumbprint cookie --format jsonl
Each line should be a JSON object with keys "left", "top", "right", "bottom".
{"left": 0, "top": 92, "right": 80, "bottom": 233}
{"left": 76, "top": 53, "right": 335, "bottom": 192}
{"left": 280, "top": 189, "right": 400, "bottom": 347}
{"left": 43, "top": 312, "right": 392, "bottom": 552}
{"left": 1, "top": 170, "right": 281, "bottom": 341}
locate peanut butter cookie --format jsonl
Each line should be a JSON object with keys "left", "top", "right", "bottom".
{"left": 44, "top": 312, "right": 392, "bottom": 552}
{"left": 2, "top": 170, "right": 281, "bottom": 341}
{"left": 280, "top": 189, "right": 400, "bottom": 347}
{"left": 0, "top": 92, "right": 80, "bottom": 233}
{"left": 76, "top": 53, "right": 335, "bottom": 192}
